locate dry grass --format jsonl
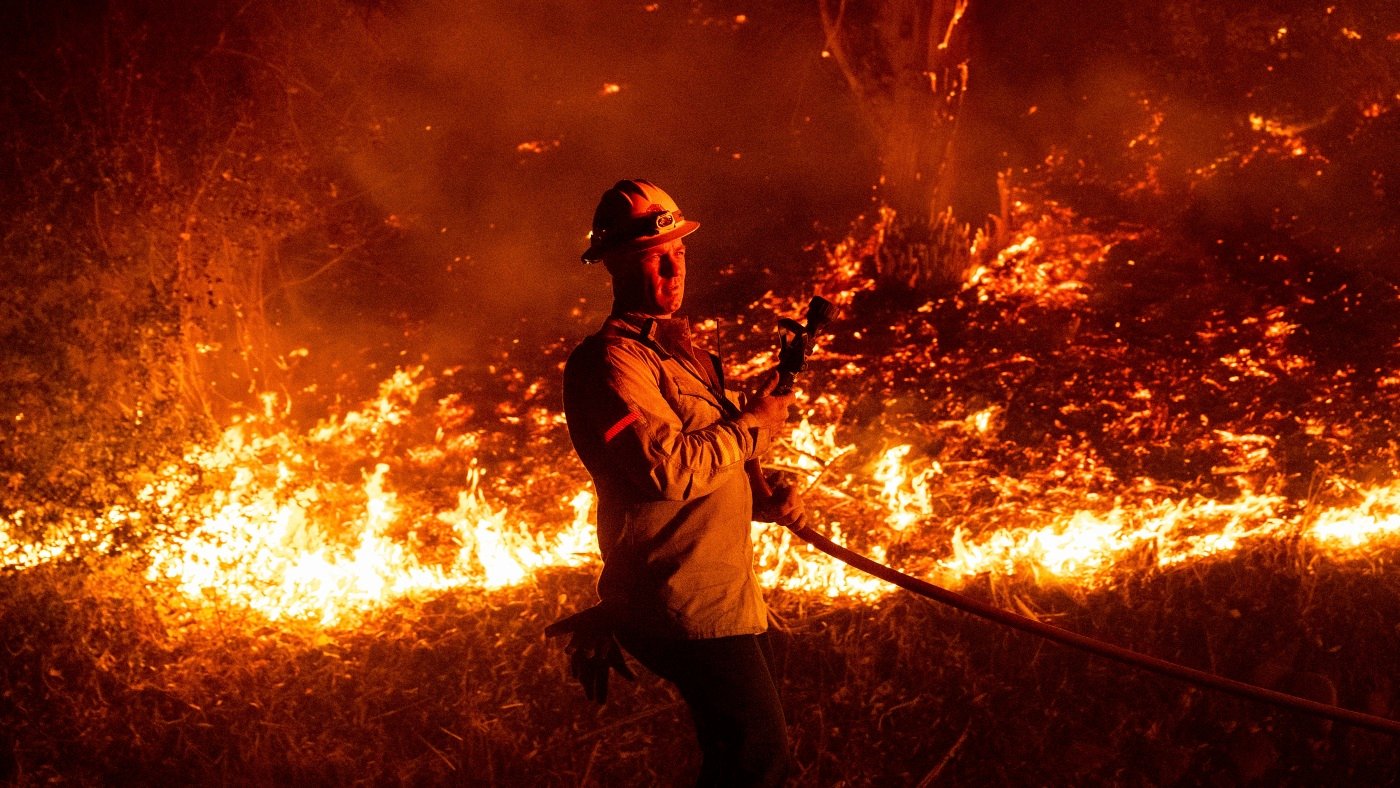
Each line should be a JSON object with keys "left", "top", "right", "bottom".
{"left": 3, "top": 541, "right": 1400, "bottom": 784}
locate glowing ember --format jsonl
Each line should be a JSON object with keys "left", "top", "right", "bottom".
{"left": 515, "top": 139, "right": 561, "bottom": 155}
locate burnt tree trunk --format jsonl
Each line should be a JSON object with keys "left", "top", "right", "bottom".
{"left": 820, "top": 0, "right": 996, "bottom": 292}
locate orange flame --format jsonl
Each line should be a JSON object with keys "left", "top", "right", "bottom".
{"left": 4, "top": 197, "right": 1396, "bottom": 628}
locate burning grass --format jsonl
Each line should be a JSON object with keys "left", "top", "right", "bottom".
{"left": 4, "top": 191, "right": 1400, "bottom": 782}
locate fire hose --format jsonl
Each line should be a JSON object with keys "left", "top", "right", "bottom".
{"left": 758, "top": 296, "right": 1400, "bottom": 737}
{"left": 783, "top": 517, "right": 1400, "bottom": 737}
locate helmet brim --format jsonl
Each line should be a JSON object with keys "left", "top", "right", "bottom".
{"left": 581, "top": 219, "right": 700, "bottom": 264}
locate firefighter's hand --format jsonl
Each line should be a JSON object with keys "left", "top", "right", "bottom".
{"left": 568, "top": 631, "right": 634, "bottom": 704}
{"left": 755, "top": 482, "right": 805, "bottom": 528}
{"left": 742, "top": 375, "right": 796, "bottom": 432}
{"left": 545, "top": 607, "right": 635, "bottom": 704}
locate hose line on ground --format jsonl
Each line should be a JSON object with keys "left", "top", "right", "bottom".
{"left": 787, "top": 521, "right": 1400, "bottom": 737}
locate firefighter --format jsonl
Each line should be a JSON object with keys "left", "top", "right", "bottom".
{"left": 552, "top": 179, "right": 802, "bottom": 786}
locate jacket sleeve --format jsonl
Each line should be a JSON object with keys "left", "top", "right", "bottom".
{"left": 592, "top": 341, "right": 772, "bottom": 502}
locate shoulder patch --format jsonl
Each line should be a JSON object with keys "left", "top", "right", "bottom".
{"left": 603, "top": 410, "right": 640, "bottom": 443}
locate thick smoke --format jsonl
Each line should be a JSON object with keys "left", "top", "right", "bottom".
{"left": 276, "top": 0, "right": 874, "bottom": 370}
{"left": 3, "top": 0, "right": 1392, "bottom": 418}
{"left": 954, "top": 0, "right": 1399, "bottom": 277}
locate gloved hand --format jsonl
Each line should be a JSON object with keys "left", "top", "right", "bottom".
{"left": 741, "top": 374, "right": 796, "bottom": 434}
{"left": 544, "top": 605, "right": 635, "bottom": 704}
{"left": 754, "top": 479, "right": 805, "bottom": 528}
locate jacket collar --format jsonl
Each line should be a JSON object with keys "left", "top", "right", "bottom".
{"left": 604, "top": 312, "right": 735, "bottom": 414}
{"left": 606, "top": 312, "right": 679, "bottom": 355}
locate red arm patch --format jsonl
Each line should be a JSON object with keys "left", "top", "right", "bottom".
{"left": 603, "top": 410, "right": 640, "bottom": 443}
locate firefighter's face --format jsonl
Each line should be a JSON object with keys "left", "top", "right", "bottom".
{"left": 607, "top": 239, "right": 686, "bottom": 317}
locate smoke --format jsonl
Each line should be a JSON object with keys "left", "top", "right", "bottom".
{"left": 272, "top": 0, "right": 874, "bottom": 370}
{"left": 12, "top": 0, "right": 1389, "bottom": 415}
{"left": 954, "top": 0, "right": 1399, "bottom": 278}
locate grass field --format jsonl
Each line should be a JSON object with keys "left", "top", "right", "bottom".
{"left": 5, "top": 539, "right": 1400, "bottom": 784}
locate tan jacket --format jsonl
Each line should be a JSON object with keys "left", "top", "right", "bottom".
{"left": 563, "top": 312, "right": 774, "bottom": 639}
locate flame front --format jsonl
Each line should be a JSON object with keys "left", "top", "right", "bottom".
{"left": 3, "top": 197, "right": 1397, "bottom": 627}
{"left": 1, "top": 368, "right": 600, "bottom": 626}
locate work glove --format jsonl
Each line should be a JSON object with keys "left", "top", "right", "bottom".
{"left": 741, "top": 373, "right": 797, "bottom": 434}
{"left": 754, "top": 475, "right": 805, "bottom": 529}
{"left": 544, "top": 605, "right": 635, "bottom": 704}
